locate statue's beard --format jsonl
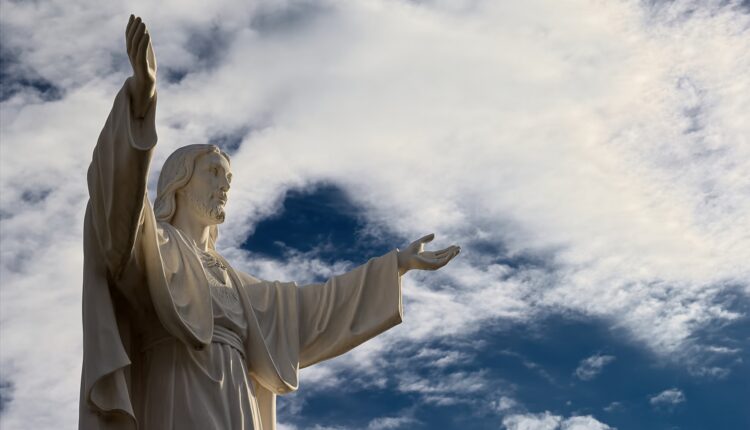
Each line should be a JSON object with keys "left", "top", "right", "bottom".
{"left": 183, "top": 190, "right": 226, "bottom": 224}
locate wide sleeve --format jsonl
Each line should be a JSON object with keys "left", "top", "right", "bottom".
{"left": 233, "top": 251, "right": 402, "bottom": 430}
{"left": 297, "top": 250, "right": 403, "bottom": 368}
{"left": 87, "top": 78, "right": 157, "bottom": 278}
{"left": 79, "top": 80, "right": 157, "bottom": 430}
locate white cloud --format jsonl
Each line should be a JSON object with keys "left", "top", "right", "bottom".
{"left": 649, "top": 388, "right": 686, "bottom": 408}
{"left": 574, "top": 354, "right": 616, "bottom": 381}
{"left": 366, "top": 416, "right": 419, "bottom": 430}
{"left": 704, "top": 346, "right": 741, "bottom": 355}
{"left": 503, "top": 412, "right": 614, "bottom": 430}
{"left": 503, "top": 412, "right": 561, "bottom": 430}
{"left": 1, "top": 0, "right": 749, "bottom": 428}
{"left": 397, "top": 370, "right": 486, "bottom": 397}
{"left": 560, "top": 416, "right": 615, "bottom": 430}
{"left": 492, "top": 395, "right": 520, "bottom": 413}
{"left": 413, "top": 347, "right": 473, "bottom": 368}
{"left": 602, "top": 401, "right": 622, "bottom": 413}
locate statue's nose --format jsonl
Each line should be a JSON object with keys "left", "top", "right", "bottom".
{"left": 219, "top": 177, "right": 230, "bottom": 191}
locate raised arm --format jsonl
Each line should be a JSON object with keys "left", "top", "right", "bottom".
{"left": 86, "top": 15, "right": 158, "bottom": 277}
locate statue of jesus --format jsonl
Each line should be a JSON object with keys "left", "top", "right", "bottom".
{"left": 78, "top": 15, "right": 460, "bottom": 430}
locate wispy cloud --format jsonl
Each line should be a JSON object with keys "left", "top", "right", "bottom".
{"left": 491, "top": 395, "right": 520, "bottom": 413}
{"left": 503, "top": 412, "right": 561, "bottom": 430}
{"left": 649, "top": 388, "right": 686, "bottom": 409}
{"left": 280, "top": 417, "right": 419, "bottom": 430}
{"left": 413, "top": 347, "right": 473, "bottom": 368}
{"left": 574, "top": 354, "right": 616, "bottom": 381}
{"left": 603, "top": 401, "right": 623, "bottom": 413}
{"left": 502, "top": 411, "right": 614, "bottom": 430}
{"left": 396, "top": 370, "right": 487, "bottom": 405}
{"left": 366, "top": 416, "right": 419, "bottom": 430}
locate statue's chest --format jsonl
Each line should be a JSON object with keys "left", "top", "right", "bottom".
{"left": 198, "top": 250, "right": 243, "bottom": 318}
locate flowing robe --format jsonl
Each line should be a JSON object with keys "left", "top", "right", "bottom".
{"left": 78, "top": 81, "right": 403, "bottom": 430}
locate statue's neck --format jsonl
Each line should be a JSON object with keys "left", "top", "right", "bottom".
{"left": 171, "top": 207, "right": 212, "bottom": 252}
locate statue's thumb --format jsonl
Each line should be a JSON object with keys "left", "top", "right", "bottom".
{"left": 419, "top": 233, "right": 435, "bottom": 243}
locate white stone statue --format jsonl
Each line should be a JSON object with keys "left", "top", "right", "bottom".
{"left": 78, "top": 15, "right": 460, "bottom": 430}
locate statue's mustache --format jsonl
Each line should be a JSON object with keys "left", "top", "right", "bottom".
{"left": 184, "top": 190, "right": 226, "bottom": 222}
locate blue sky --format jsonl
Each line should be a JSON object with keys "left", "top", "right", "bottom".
{"left": 1, "top": 1, "right": 750, "bottom": 429}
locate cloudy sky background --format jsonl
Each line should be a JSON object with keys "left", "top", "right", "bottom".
{"left": 1, "top": 0, "right": 749, "bottom": 429}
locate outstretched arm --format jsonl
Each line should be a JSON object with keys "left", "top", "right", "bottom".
{"left": 296, "top": 250, "right": 403, "bottom": 367}
{"left": 295, "top": 235, "right": 459, "bottom": 367}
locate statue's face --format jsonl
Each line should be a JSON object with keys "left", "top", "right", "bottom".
{"left": 178, "top": 151, "right": 232, "bottom": 225}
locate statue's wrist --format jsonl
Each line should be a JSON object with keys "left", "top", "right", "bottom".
{"left": 127, "top": 77, "right": 156, "bottom": 118}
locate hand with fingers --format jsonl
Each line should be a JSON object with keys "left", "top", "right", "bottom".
{"left": 125, "top": 14, "right": 157, "bottom": 118}
{"left": 396, "top": 233, "right": 461, "bottom": 276}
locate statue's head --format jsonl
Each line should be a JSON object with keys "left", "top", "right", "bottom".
{"left": 154, "top": 144, "right": 232, "bottom": 246}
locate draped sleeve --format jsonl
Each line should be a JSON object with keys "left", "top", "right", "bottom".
{"left": 238, "top": 250, "right": 402, "bottom": 374}
{"left": 80, "top": 79, "right": 157, "bottom": 429}
{"left": 296, "top": 250, "right": 403, "bottom": 367}
{"left": 86, "top": 79, "right": 157, "bottom": 278}
{"left": 233, "top": 250, "right": 402, "bottom": 429}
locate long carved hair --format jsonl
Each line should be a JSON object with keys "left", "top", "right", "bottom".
{"left": 154, "top": 144, "right": 231, "bottom": 250}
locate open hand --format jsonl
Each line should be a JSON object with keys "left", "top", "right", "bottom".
{"left": 397, "top": 234, "right": 460, "bottom": 276}
{"left": 125, "top": 14, "right": 157, "bottom": 117}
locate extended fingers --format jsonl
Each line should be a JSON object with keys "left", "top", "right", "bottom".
{"left": 436, "top": 247, "right": 460, "bottom": 264}
{"left": 419, "top": 245, "right": 460, "bottom": 268}
{"left": 432, "top": 245, "right": 460, "bottom": 257}
{"left": 419, "top": 233, "right": 435, "bottom": 244}
{"left": 126, "top": 16, "right": 141, "bottom": 52}
{"left": 415, "top": 254, "right": 449, "bottom": 270}
{"left": 409, "top": 233, "right": 434, "bottom": 250}
{"left": 130, "top": 22, "right": 146, "bottom": 57}
{"left": 415, "top": 255, "right": 439, "bottom": 268}
{"left": 126, "top": 14, "right": 135, "bottom": 38}
{"left": 136, "top": 31, "right": 150, "bottom": 67}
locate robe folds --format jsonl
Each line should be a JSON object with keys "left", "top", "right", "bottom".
{"left": 79, "top": 80, "right": 403, "bottom": 430}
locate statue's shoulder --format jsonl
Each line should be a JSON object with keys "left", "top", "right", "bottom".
{"left": 150, "top": 221, "right": 194, "bottom": 269}
{"left": 154, "top": 221, "right": 189, "bottom": 248}
{"left": 156, "top": 220, "right": 177, "bottom": 236}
